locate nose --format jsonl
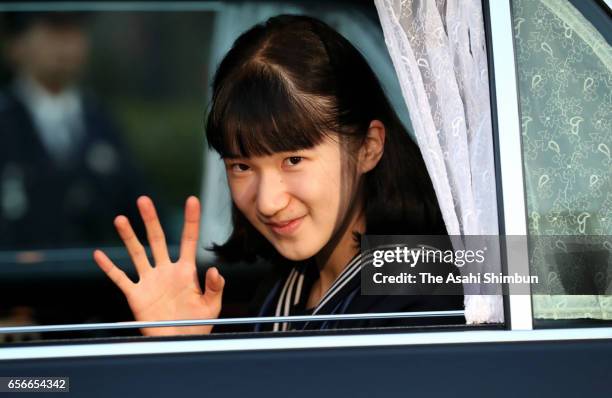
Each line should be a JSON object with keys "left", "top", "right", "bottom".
{"left": 255, "top": 171, "right": 290, "bottom": 217}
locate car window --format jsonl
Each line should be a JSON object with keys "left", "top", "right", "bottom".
{"left": 0, "top": 0, "right": 507, "bottom": 344}
{"left": 510, "top": 0, "right": 612, "bottom": 326}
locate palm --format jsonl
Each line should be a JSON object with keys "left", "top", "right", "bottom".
{"left": 94, "top": 196, "right": 224, "bottom": 336}
{"left": 127, "top": 259, "right": 222, "bottom": 336}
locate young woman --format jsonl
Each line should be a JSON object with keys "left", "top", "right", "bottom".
{"left": 93, "top": 15, "right": 463, "bottom": 336}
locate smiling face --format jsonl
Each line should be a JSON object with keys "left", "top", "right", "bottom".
{"left": 224, "top": 134, "right": 362, "bottom": 261}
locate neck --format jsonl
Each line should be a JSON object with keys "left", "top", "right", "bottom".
{"left": 36, "top": 78, "right": 65, "bottom": 95}
{"left": 28, "top": 72, "right": 68, "bottom": 95}
{"left": 314, "top": 202, "right": 365, "bottom": 293}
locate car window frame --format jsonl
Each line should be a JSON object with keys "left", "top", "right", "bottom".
{"left": 1, "top": 0, "right": 611, "bottom": 361}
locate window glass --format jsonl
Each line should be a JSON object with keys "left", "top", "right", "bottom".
{"left": 511, "top": 0, "right": 612, "bottom": 324}
{"left": 0, "top": 8, "right": 214, "bottom": 342}
{"left": 0, "top": 1, "right": 475, "bottom": 343}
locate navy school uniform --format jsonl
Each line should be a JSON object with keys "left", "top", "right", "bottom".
{"left": 252, "top": 249, "right": 465, "bottom": 332}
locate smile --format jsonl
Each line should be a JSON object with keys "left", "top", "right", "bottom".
{"left": 267, "top": 216, "right": 305, "bottom": 236}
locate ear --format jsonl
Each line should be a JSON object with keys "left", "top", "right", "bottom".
{"left": 358, "top": 120, "right": 386, "bottom": 174}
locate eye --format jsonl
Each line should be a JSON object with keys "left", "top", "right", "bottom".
{"left": 283, "top": 156, "right": 303, "bottom": 167}
{"left": 230, "top": 163, "right": 250, "bottom": 173}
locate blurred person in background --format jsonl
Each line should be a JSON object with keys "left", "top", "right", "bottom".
{"left": 0, "top": 12, "right": 146, "bottom": 250}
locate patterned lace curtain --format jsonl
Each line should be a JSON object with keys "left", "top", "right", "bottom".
{"left": 512, "top": 0, "right": 612, "bottom": 320}
{"left": 374, "top": 0, "right": 503, "bottom": 323}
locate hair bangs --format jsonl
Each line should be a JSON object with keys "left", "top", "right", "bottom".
{"left": 206, "top": 64, "right": 337, "bottom": 158}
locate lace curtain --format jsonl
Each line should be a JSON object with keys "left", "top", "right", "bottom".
{"left": 374, "top": 0, "right": 503, "bottom": 323}
{"left": 512, "top": 0, "right": 612, "bottom": 320}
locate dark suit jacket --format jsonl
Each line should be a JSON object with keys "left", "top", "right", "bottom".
{"left": 0, "top": 87, "right": 146, "bottom": 249}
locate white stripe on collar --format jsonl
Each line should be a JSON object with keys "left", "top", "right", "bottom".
{"left": 311, "top": 250, "right": 372, "bottom": 315}
{"left": 273, "top": 268, "right": 296, "bottom": 332}
{"left": 272, "top": 244, "right": 427, "bottom": 330}
{"left": 274, "top": 254, "right": 360, "bottom": 331}
{"left": 281, "top": 270, "right": 300, "bottom": 331}
{"left": 294, "top": 271, "right": 305, "bottom": 306}
{"left": 311, "top": 244, "right": 429, "bottom": 314}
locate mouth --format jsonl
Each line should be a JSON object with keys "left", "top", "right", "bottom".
{"left": 266, "top": 216, "right": 306, "bottom": 236}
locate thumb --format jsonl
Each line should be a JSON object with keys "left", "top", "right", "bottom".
{"left": 203, "top": 266, "right": 225, "bottom": 304}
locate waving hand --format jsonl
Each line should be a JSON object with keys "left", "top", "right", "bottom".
{"left": 93, "top": 196, "right": 224, "bottom": 336}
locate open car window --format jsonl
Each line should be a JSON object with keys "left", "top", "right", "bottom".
{"left": 0, "top": 1, "right": 480, "bottom": 344}
{"left": 1, "top": 0, "right": 610, "bottom": 348}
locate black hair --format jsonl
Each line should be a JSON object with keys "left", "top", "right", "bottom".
{"left": 2, "top": 12, "right": 88, "bottom": 38}
{"left": 205, "top": 15, "right": 446, "bottom": 264}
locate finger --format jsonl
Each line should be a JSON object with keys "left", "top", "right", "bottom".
{"left": 93, "top": 249, "right": 134, "bottom": 293}
{"left": 202, "top": 266, "right": 225, "bottom": 306}
{"left": 137, "top": 196, "right": 171, "bottom": 265}
{"left": 179, "top": 196, "right": 201, "bottom": 262}
{"left": 114, "top": 215, "right": 152, "bottom": 275}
